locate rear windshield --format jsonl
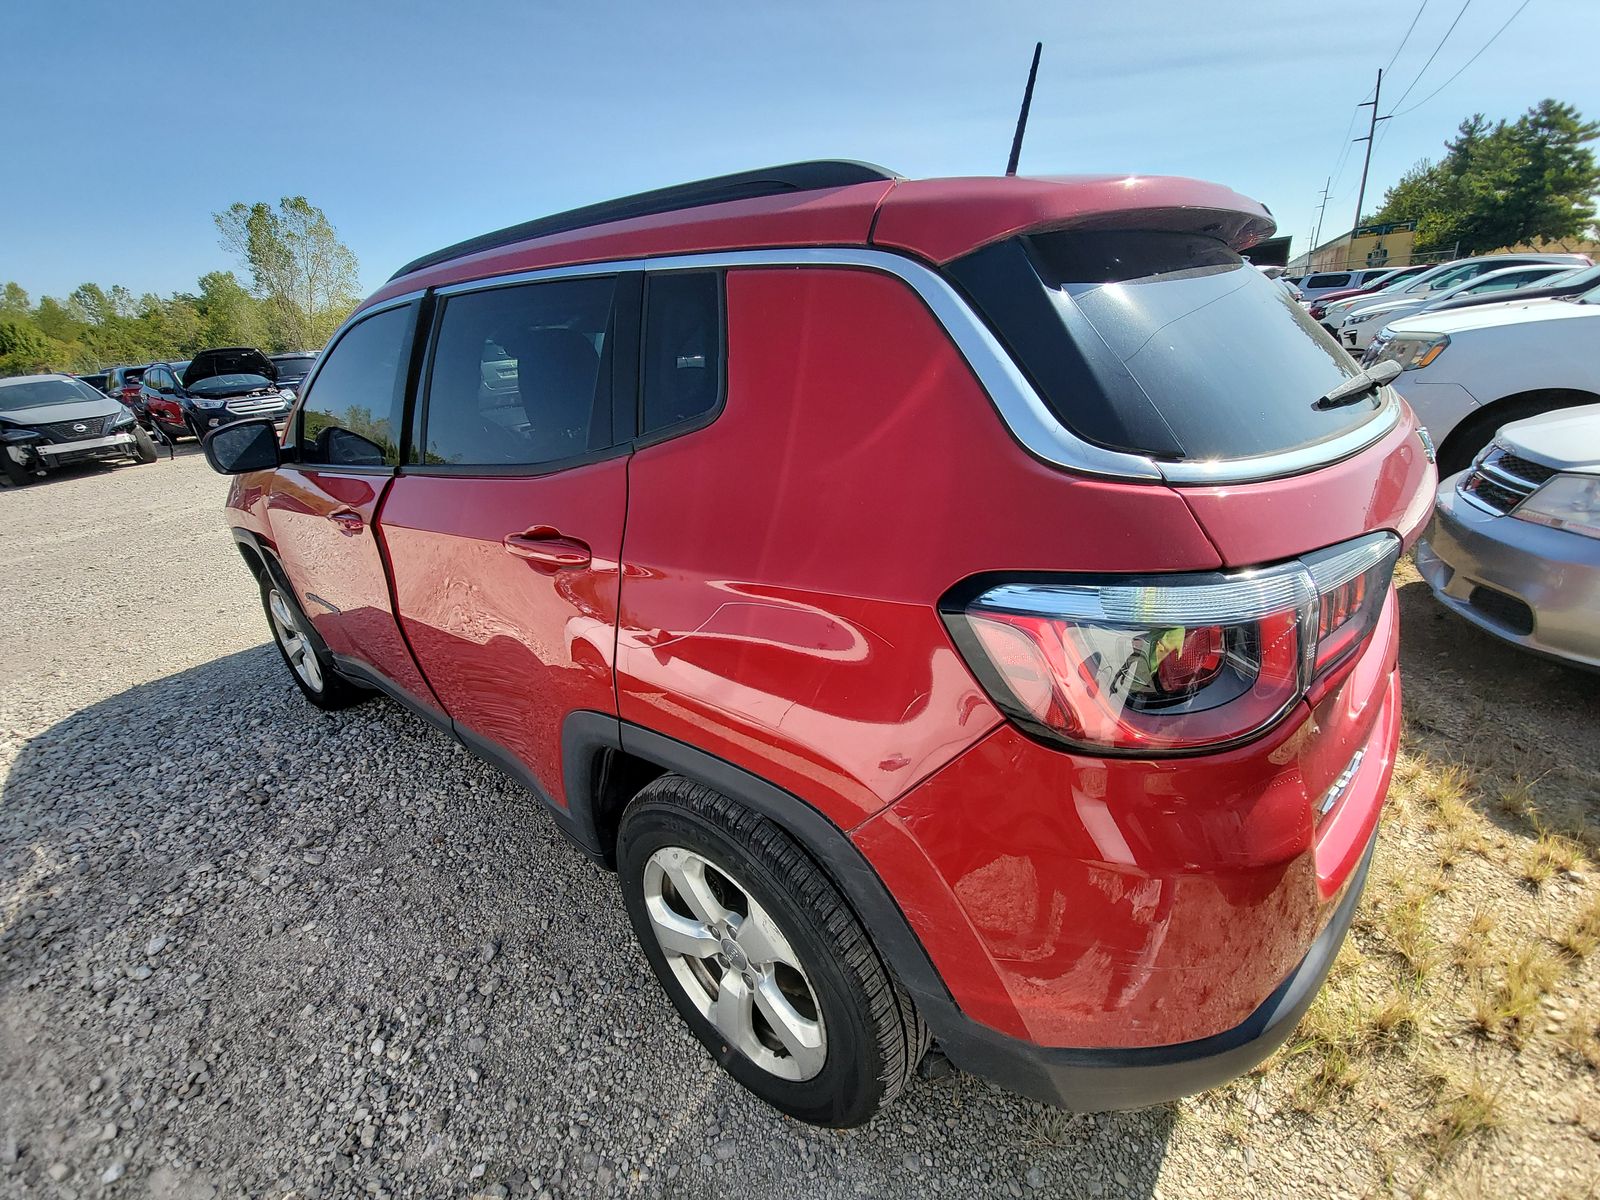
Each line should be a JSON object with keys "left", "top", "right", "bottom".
{"left": 947, "top": 231, "right": 1378, "bottom": 461}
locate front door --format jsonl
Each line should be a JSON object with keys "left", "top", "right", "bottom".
{"left": 378, "top": 273, "right": 632, "bottom": 804}
{"left": 267, "top": 300, "right": 438, "bottom": 706}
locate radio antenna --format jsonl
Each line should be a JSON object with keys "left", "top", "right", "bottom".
{"left": 1005, "top": 42, "right": 1043, "bottom": 176}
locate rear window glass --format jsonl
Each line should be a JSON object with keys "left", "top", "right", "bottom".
{"left": 1306, "top": 273, "right": 1352, "bottom": 288}
{"left": 948, "top": 231, "right": 1379, "bottom": 461}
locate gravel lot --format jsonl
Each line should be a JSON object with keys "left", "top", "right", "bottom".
{"left": 1, "top": 449, "right": 1595, "bottom": 1200}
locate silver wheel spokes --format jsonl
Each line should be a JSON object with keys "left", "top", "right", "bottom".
{"left": 267, "top": 589, "right": 322, "bottom": 692}
{"left": 643, "top": 847, "right": 827, "bottom": 1082}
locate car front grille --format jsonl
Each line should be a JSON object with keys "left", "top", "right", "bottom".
{"left": 1458, "top": 446, "right": 1556, "bottom": 515}
{"left": 35, "top": 416, "right": 110, "bottom": 442}
{"left": 225, "top": 394, "right": 286, "bottom": 417}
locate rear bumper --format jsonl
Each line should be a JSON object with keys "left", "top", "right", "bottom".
{"left": 928, "top": 828, "right": 1374, "bottom": 1110}
{"left": 1417, "top": 476, "right": 1600, "bottom": 670}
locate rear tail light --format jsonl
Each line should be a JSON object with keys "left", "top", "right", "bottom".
{"left": 944, "top": 533, "right": 1399, "bottom": 756}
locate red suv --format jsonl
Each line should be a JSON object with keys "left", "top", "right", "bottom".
{"left": 204, "top": 161, "right": 1436, "bottom": 1127}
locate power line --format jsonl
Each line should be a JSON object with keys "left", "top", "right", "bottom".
{"left": 1386, "top": 0, "right": 1474, "bottom": 114}
{"left": 1390, "top": 0, "right": 1532, "bottom": 117}
{"left": 1383, "top": 0, "right": 1431, "bottom": 76}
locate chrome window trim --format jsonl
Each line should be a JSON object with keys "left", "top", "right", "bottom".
{"left": 393, "top": 251, "right": 1395, "bottom": 485}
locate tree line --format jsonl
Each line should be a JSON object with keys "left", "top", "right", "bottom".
{"left": 0, "top": 197, "right": 361, "bottom": 377}
{"left": 1368, "top": 99, "right": 1600, "bottom": 256}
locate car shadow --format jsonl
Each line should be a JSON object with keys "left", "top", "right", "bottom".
{"left": 0, "top": 647, "right": 1173, "bottom": 1197}
{"left": 1395, "top": 573, "right": 1600, "bottom": 843}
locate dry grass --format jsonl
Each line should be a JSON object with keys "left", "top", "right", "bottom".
{"left": 1556, "top": 895, "right": 1600, "bottom": 962}
{"left": 1522, "top": 828, "right": 1586, "bottom": 889}
{"left": 1467, "top": 944, "right": 1565, "bottom": 1046}
{"left": 1553, "top": 1004, "right": 1600, "bottom": 1070}
{"left": 1424, "top": 1064, "right": 1505, "bottom": 1161}
{"left": 1382, "top": 883, "right": 1442, "bottom": 981}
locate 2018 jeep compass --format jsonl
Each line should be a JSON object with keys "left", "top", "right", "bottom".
{"left": 205, "top": 161, "right": 1436, "bottom": 1127}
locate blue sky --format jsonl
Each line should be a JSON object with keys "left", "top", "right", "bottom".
{"left": 4, "top": 0, "right": 1596, "bottom": 300}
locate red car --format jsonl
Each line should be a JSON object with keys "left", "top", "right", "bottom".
{"left": 204, "top": 161, "right": 1436, "bottom": 1127}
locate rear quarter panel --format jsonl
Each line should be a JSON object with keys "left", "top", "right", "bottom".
{"left": 615, "top": 266, "right": 1224, "bottom": 830}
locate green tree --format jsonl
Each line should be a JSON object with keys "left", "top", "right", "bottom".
{"left": 194, "top": 270, "right": 269, "bottom": 349}
{"left": 0, "top": 317, "right": 52, "bottom": 374}
{"left": 1, "top": 282, "right": 31, "bottom": 317}
{"left": 215, "top": 197, "right": 360, "bottom": 350}
{"left": 1371, "top": 99, "right": 1600, "bottom": 255}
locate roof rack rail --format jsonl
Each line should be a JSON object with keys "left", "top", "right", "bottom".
{"left": 389, "top": 160, "right": 901, "bottom": 281}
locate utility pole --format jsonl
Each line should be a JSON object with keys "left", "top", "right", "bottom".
{"left": 1352, "top": 68, "right": 1390, "bottom": 265}
{"left": 1006, "top": 43, "right": 1043, "bottom": 176}
{"left": 1311, "top": 176, "right": 1332, "bottom": 269}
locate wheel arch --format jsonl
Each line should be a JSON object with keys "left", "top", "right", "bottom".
{"left": 1438, "top": 387, "right": 1600, "bottom": 472}
{"left": 559, "top": 713, "right": 961, "bottom": 1028}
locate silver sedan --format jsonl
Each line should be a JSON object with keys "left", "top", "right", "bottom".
{"left": 1416, "top": 404, "right": 1600, "bottom": 670}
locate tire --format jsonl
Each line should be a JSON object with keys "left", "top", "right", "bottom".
{"left": 617, "top": 776, "right": 928, "bottom": 1127}
{"left": 1437, "top": 392, "right": 1592, "bottom": 477}
{"left": 131, "top": 426, "right": 158, "bottom": 463}
{"left": 257, "top": 573, "right": 370, "bottom": 710}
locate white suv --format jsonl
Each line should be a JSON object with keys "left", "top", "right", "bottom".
{"left": 1370, "top": 286, "right": 1600, "bottom": 475}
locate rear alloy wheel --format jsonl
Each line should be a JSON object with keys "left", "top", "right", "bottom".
{"left": 258, "top": 574, "right": 369, "bottom": 710}
{"left": 618, "top": 776, "right": 928, "bottom": 1127}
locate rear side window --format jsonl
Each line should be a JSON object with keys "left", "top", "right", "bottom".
{"left": 1306, "top": 273, "right": 1352, "bottom": 289}
{"left": 947, "top": 231, "right": 1377, "bottom": 461}
{"left": 419, "top": 276, "right": 617, "bottom": 467}
{"left": 297, "top": 305, "right": 413, "bottom": 468}
{"left": 641, "top": 271, "right": 722, "bottom": 436}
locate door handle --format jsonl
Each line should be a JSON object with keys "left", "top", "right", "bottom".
{"left": 503, "top": 527, "right": 592, "bottom": 569}
{"left": 328, "top": 509, "right": 364, "bottom": 534}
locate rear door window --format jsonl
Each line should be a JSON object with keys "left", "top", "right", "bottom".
{"left": 948, "top": 230, "right": 1380, "bottom": 461}
{"left": 641, "top": 271, "right": 723, "bottom": 436}
{"left": 419, "top": 275, "right": 617, "bottom": 467}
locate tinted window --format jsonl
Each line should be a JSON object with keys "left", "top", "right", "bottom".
{"left": 297, "top": 305, "right": 412, "bottom": 467}
{"left": 948, "top": 231, "right": 1378, "bottom": 461}
{"left": 642, "top": 272, "right": 722, "bottom": 434}
{"left": 145, "top": 368, "right": 168, "bottom": 391}
{"left": 421, "top": 276, "right": 615, "bottom": 467}
{"left": 1306, "top": 273, "right": 1352, "bottom": 289}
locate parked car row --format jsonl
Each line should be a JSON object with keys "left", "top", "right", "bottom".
{"left": 73, "top": 348, "right": 317, "bottom": 443}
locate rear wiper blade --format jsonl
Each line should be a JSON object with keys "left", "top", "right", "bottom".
{"left": 1314, "top": 358, "right": 1402, "bottom": 409}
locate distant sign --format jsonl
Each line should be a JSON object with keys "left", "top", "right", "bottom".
{"left": 1353, "top": 220, "right": 1418, "bottom": 237}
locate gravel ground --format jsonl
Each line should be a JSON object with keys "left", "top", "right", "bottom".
{"left": 0, "top": 449, "right": 1592, "bottom": 1200}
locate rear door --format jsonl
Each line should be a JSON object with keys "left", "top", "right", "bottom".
{"left": 266, "top": 299, "right": 439, "bottom": 707}
{"left": 377, "top": 271, "right": 637, "bottom": 804}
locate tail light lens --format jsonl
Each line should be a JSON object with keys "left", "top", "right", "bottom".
{"left": 945, "top": 533, "right": 1399, "bottom": 756}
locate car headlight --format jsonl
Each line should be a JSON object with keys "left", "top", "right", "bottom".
{"left": 278, "top": 388, "right": 296, "bottom": 400}
{"left": 108, "top": 408, "right": 135, "bottom": 429}
{"left": 193, "top": 397, "right": 225, "bottom": 409}
{"left": 1370, "top": 333, "right": 1450, "bottom": 372}
{"left": 1347, "top": 310, "right": 1383, "bottom": 326}
{"left": 1513, "top": 473, "right": 1600, "bottom": 540}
